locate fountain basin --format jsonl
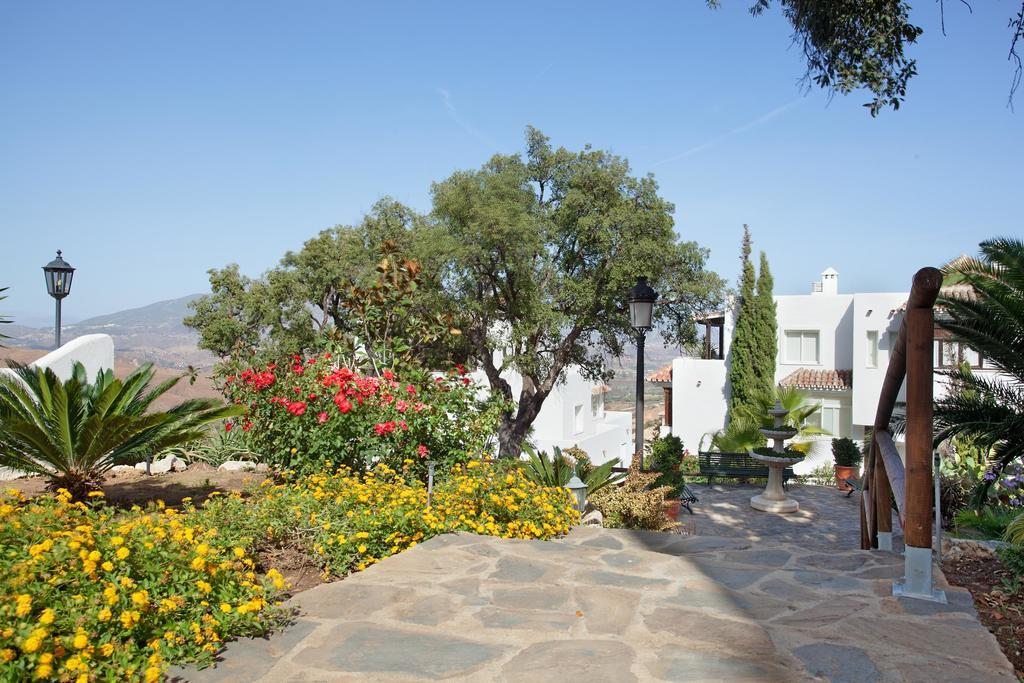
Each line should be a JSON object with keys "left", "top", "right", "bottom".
{"left": 760, "top": 427, "right": 798, "bottom": 441}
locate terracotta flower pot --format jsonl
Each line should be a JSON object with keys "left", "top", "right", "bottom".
{"left": 664, "top": 499, "right": 682, "bottom": 522}
{"left": 835, "top": 465, "right": 857, "bottom": 491}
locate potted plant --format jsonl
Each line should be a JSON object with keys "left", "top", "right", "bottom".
{"left": 832, "top": 437, "right": 863, "bottom": 491}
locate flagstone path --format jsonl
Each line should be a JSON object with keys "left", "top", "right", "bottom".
{"left": 171, "top": 485, "right": 1013, "bottom": 682}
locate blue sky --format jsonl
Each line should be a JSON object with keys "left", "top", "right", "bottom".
{"left": 1, "top": 1, "right": 1021, "bottom": 324}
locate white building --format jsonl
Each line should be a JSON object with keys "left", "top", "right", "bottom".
{"left": 470, "top": 364, "right": 634, "bottom": 467}
{"left": 651, "top": 267, "right": 1002, "bottom": 474}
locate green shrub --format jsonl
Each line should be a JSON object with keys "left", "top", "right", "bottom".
{"left": 940, "top": 475, "right": 972, "bottom": 528}
{"left": 955, "top": 506, "right": 1018, "bottom": 539}
{"left": 831, "top": 438, "right": 862, "bottom": 468}
{"left": 0, "top": 488, "right": 283, "bottom": 681}
{"left": 520, "top": 446, "right": 624, "bottom": 496}
{"left": 800, "top": 464, "right": 837, "bottom": 487}
{"left": 161, "top": 427, "right": 262, "bottom": 468}
{"left": 223, "top": 356, "right": 496, "bottom": 477}
{"left": 193, "top": 461, "right": 577, "bottom": 578}
{"left": 589, "top": 461, "right": 673, "bottom": 531}
{"left": 997, "top": 545, "right": 1024, "bottom": 579}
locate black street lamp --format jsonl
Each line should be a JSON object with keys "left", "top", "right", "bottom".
{"left": 43, "top": 250, "right": 75, "bottom": 349}
{"left": 628, "top": 276, "right": 657, "bottom": 463}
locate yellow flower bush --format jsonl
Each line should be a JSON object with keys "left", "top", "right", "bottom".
{"left": 0, "top": 462, "right": 577, "bottom": 680}
{"left": 0, "top": 489, "right": 283, "bottom": 681}
{"left": 193, "top": 460, "right": 579, "bottom": 577}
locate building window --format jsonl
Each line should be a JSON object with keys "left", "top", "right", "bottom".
{"left": 573, "top": 404, "right": 584, "bottom": 434}
{"left": 935, "top": 339, "right": 984, "bottom": 369}
{"left": 784, "top": 330, "right": 820, "bottom": 364}
{"left": 866, "top": 330, "right": 878, "bottom": 368}
{"left": 808, "top": 407, "right": 845, "bottom": 438}
{"left": 591, "top": 393, "right": 604, "bottom": 419}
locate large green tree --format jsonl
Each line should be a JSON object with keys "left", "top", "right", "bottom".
{"left": 727, "top": 231, "right": 777, "bottom": 422}
{"left": 432, "top": 127, "right": 726, "bottom": 457}
{"left": 754, "top": 250, "right": 778, "bottom": 391}
{"left": 709, "top": 1, "right": 1024, "bottom": 115}
{"left": 184, "top": 198, "right": 460, "bottom": 371}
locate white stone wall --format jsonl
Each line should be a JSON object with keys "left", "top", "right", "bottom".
{"left": 469, "top": 363, "right": 633, "bottom": 467}
{"left": 669, "top": 357, "right": 729, "bottom": 453}
{"left": 773, "top": 293, "right": 854, "bottom": 383}
{"left": 1, "top": 334, "right": 115, "bottom": 382}
{"left": 850, "top": 293, "right": 908, "bottom": 427}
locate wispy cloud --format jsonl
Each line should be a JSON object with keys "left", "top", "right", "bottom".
{"left": 437, "top": 88, "right": 496, "bottom": 148}
{"left": 652, "top": 99, "right": 802, "bottom": 167}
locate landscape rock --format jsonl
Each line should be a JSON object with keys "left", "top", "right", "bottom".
{"left": 582, "top": 509, "right": 603, "bottom": 526}
{"left": 110, "top": 465, "right": 136, "bottom": 474}
{"left": 134, "top": 455, "right": 186, "bottom": 474}
{"left": 942, "top": 537, "right": 1007, "bottom": 561}
{"left": 219, "top": 460, "right": 258, "bottom": 472}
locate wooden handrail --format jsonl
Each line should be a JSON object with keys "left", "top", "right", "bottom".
{"left": 875, "top": 430, "right": 906, "bottom": 526}
{"left": 861, "top": 267, "right": 942, "bottom": 550}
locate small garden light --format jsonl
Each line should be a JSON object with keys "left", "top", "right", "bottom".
{"left": 42, "top": 250, "right": 75, "bottom": 349}
{"left": 426, "top": 460, "right": 436, "bottom": 507}
{"left": 565, "top": 471, "right": 588, "bottom": 514}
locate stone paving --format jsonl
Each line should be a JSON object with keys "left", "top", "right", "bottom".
{"left": 671, "top": 482, "right": 904, "bottom": 550}
{"left": 172, "top": 484, "right": 1012, "bottom": 682}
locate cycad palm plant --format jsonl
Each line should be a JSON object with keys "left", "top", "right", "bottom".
{"left": 744, "top": 385, "right": 828, "bottom": 438}
{"left": 934, "top": 237, "right": 1024, "bottom": 505}
{"left": 0, "top": 362, "right": 241, "bottom": 497}
{"left": 521, "top": 445, "right": 624, "bottom": 495}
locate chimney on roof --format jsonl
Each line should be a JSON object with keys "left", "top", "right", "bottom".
{"left": 813, "top": 267, "right": 839, "bottom": 296}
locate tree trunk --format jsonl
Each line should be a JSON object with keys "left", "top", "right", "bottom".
{"left": 496, "top": 389, "right": 547, "bottom": 459}
{"left": 497, "top": 420, "right": 530, "bottom": 459}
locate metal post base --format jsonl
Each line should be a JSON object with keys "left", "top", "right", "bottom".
{"left": 877, "top": 531, "right": 893, "bottom": 552}
{"left": 893, "top": 545, "right": 946, "bottom": 603}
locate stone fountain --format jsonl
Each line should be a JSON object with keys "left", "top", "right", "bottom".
{"left": 748, "top": 400, "right": 802, "bottom": 513}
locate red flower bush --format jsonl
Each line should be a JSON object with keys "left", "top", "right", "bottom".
{"left": 224, "top": 355, "right": 494, "bottom": 476}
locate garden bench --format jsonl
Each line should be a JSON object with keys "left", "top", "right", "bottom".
{"left": 697, "top": 451, "right": 795, "bottom": 489}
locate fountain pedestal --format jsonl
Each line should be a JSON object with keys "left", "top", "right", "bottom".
{"left": 749, "top": 451, "right": 802, "bottom": 513}
{"left": 748, "top": 402, "right": 803, "bottom": 514}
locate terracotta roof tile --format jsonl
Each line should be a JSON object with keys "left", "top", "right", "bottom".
{"left": 591, "top": 384, "right": 611, "bottom": 395}
{"left": 780, "top": 368, "right": 852, "bottom": 392}
{"left": 647, "top": 363, "right": 673, "bottom": 384}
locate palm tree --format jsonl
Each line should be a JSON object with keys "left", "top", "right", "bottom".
{"left": 934, "top": 237, "right": 1024, "bottom": 504}
{"left": 0, "top": 362, "right": 241, "bottom": 497}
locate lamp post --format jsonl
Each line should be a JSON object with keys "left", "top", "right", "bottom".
{"left": 42, "top": 250, "right": 75, "bottom": 349}
{"left": 628, "top": 276, "right": 657, "bottom": 466}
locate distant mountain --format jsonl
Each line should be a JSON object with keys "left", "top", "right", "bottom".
{"left": 4, "top": 294, "right": 217, "bottom": 370}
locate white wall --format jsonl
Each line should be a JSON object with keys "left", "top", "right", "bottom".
{"left": 469, "top": 363, "right": 633, "bottom": 467}
{"left": 670, "top": 357, "right": 729, "bottom": 453}
{"left": 1, "top": 334, "right": 115, "bottom": 382}
{"left": 850, "top": 293, "right": 908, "bottom": 427}
{"left": 774, "top": 293, "right": 854, "bottom": 383}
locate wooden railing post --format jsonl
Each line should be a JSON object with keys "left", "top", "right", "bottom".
{"left": 873, "top": 438, "right": 893, "bottom": 550}
{"left": 895, "top": 267, "right": 945, "bottom": 602}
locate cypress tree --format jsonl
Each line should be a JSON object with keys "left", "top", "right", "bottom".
{"left": 754, "top": 250, "right": 778, "bottom": 397}
{"left": 727, "top": 226, "right": 758, "bottom": 422}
